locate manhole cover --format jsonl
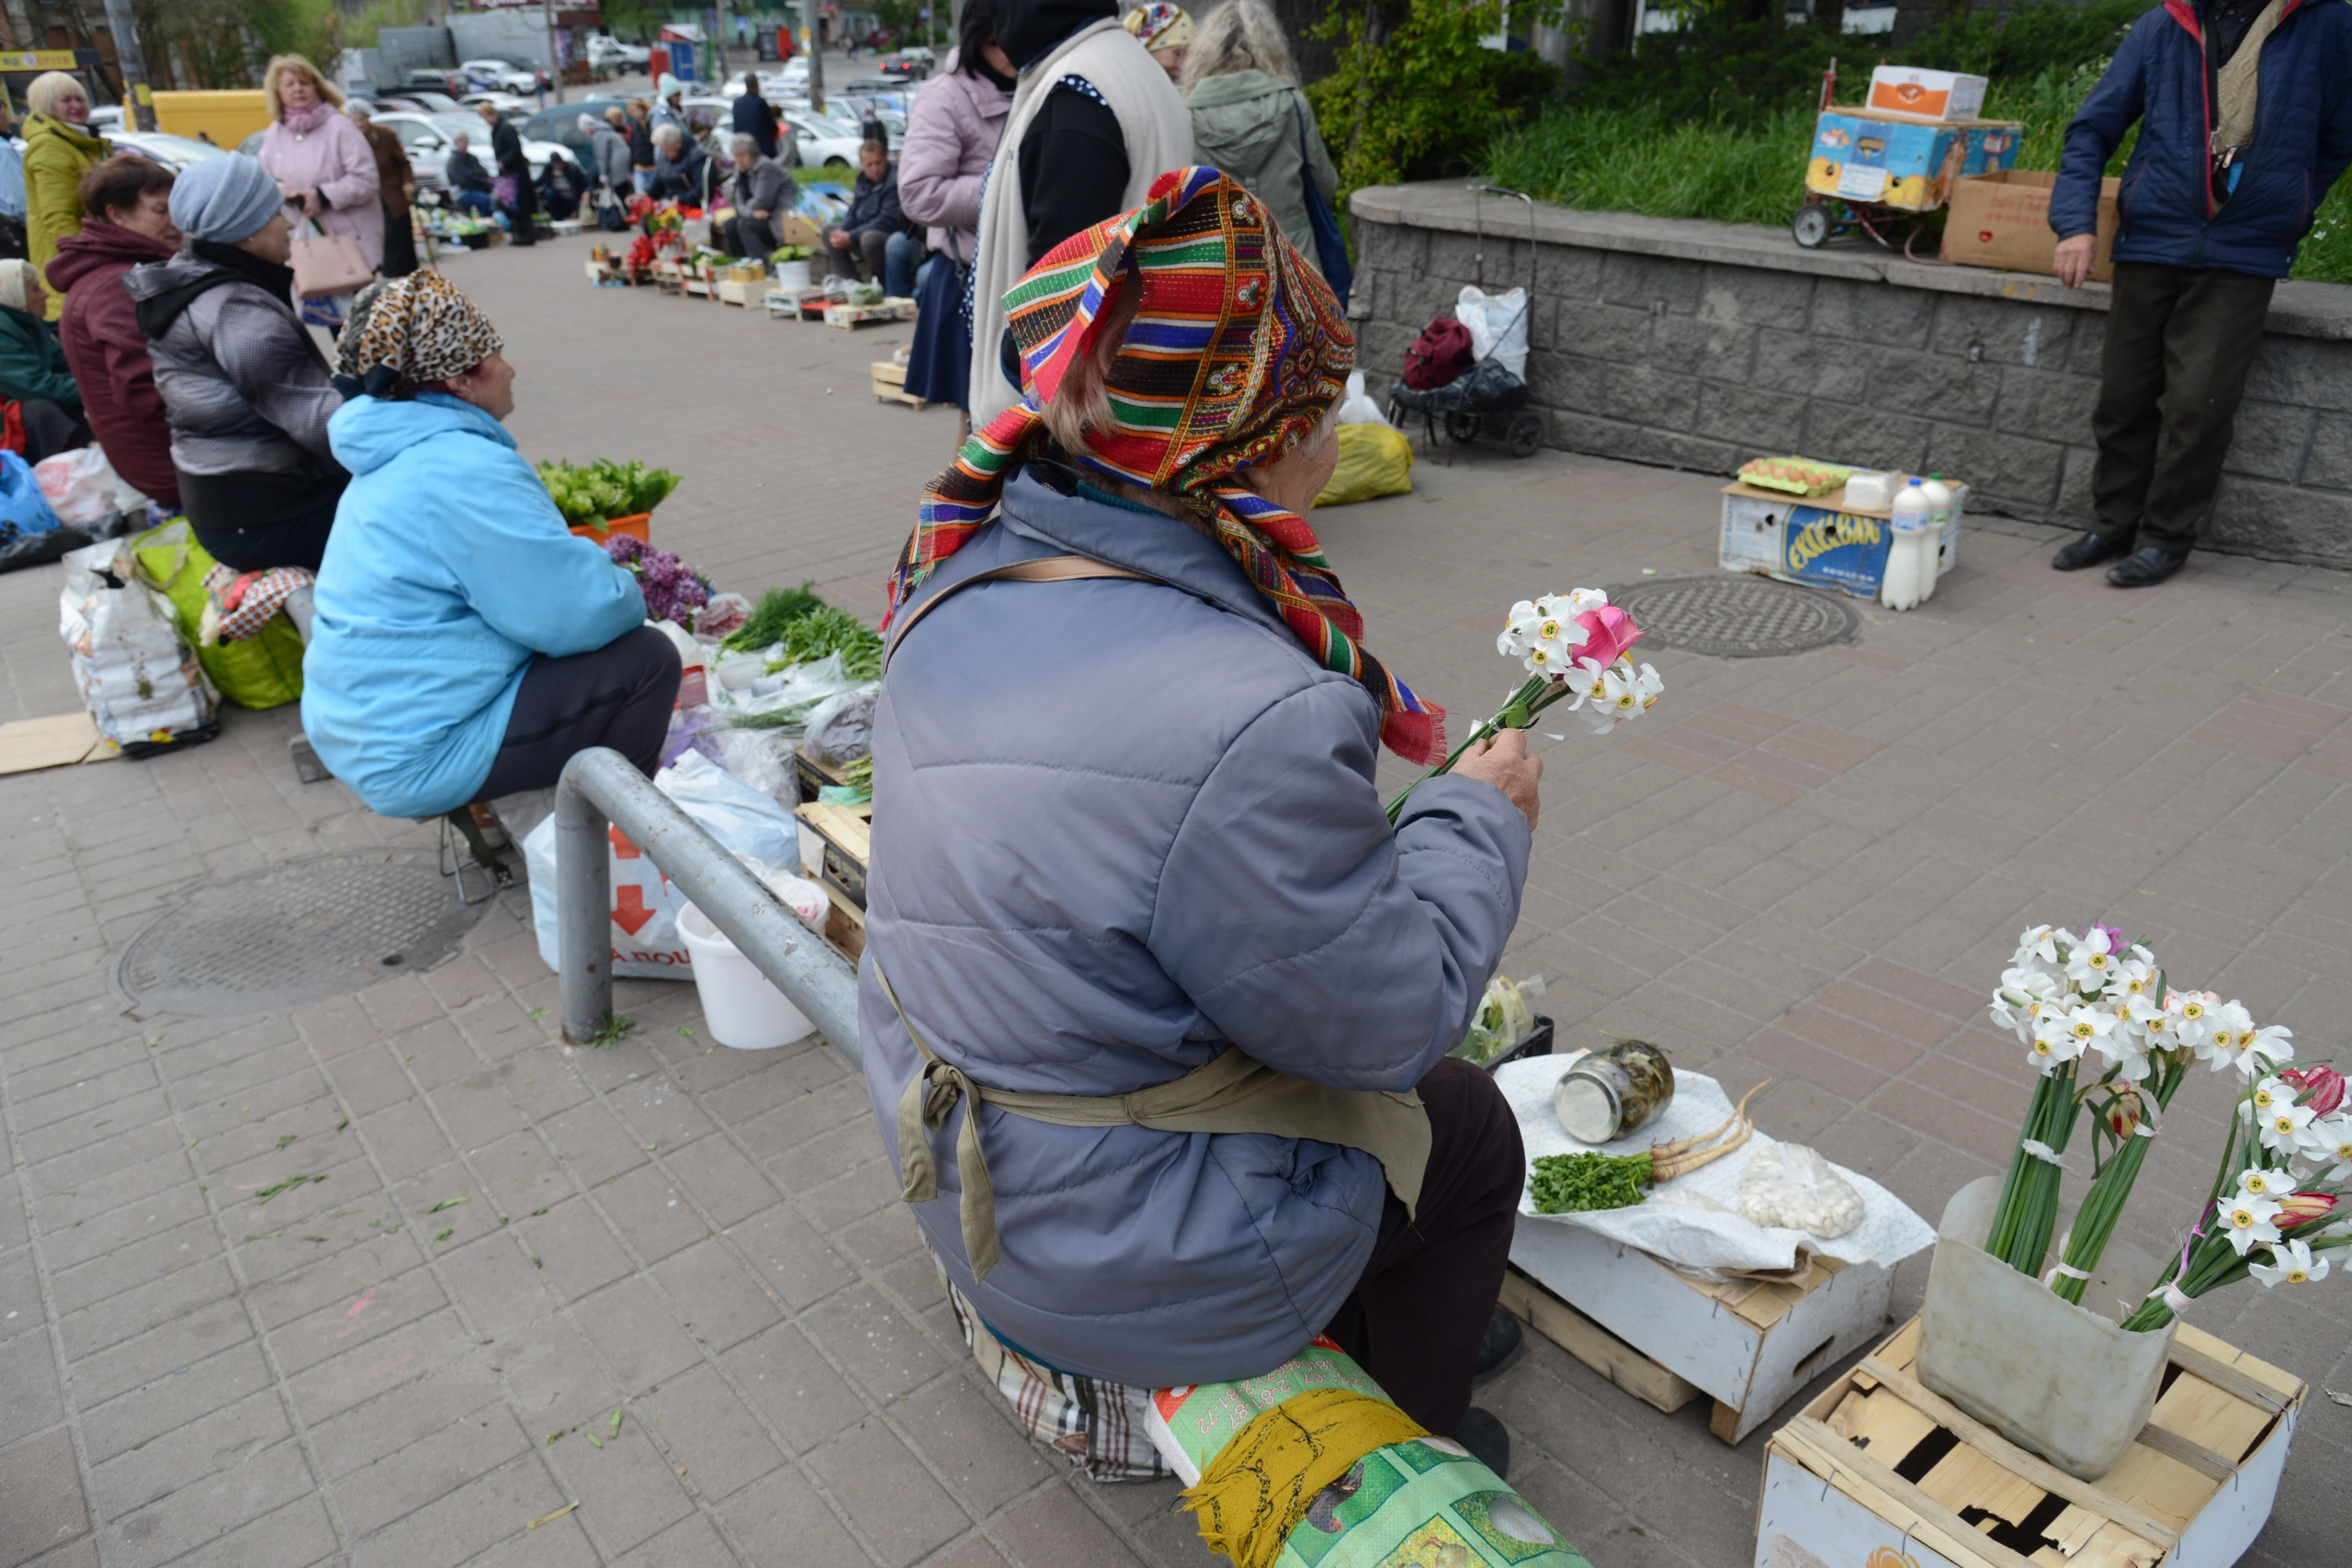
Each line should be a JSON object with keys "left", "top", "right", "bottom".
{"left": 117, "top": 851, "right": 487, "bottom": 1015}
{"left": 1609, "top": 575, "right": 1860, "bottom": 659}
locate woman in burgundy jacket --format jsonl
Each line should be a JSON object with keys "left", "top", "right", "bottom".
{"left": 48, "top": 154, "right": 181, "bottom": 510}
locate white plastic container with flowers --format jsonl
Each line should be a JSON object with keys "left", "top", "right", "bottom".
{"left": 1916, "top": 920, "right": 2348, "bottom": 1479}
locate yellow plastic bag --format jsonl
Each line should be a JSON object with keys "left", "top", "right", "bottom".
{"left": 1313, "top": 422, "right": 1414, "bottom": 508}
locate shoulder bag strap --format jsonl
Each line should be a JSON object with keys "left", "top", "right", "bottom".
{"left": 884, "top": 553, "right": 1153, "bottom": 665}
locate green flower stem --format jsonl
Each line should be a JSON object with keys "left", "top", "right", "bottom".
{"left": 2052, "top": 1055, "right": 2188, "bottom": 1305}
{"left": 2117, "top": 1233, "right": 2352, "bottom": 1333}
{"left": 1985, "top": 1062, "right": 2080, "bottom": 1274}
{"left": 1384, "top": 673, "right": 1563, "bottom": 824}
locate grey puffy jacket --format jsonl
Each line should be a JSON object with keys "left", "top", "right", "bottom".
{"left": 859, "top": 467, "right": 1530, "bottom": 1389}
{"left": 122, "top": 250, "right": 341, "bottom": 482}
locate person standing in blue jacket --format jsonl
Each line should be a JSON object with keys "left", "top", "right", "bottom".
{"left": 2048, "top": 0, "right": 2352, "bottom": 587}
{"left": 300, "top": 273, "right": 680, "bottom": 821}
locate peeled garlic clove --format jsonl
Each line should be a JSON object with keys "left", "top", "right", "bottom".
{"left": 1737, "top": 1143, "right": 1862, "bottom": 1239}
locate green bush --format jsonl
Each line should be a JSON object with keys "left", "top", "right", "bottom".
{"left": 1307, "top": 0, "right": 1564, "bottom": 198}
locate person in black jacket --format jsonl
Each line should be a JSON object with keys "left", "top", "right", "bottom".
{"left": 625, "top": 97, "right": 657, "bottom": 196}
{"left": 731, "top": 72, "right": 780, "bottom": 159}
{"left": 481, "top": 103, "right": 537, "bottom": 246}
{"left": 444, "top": 132, "right": 495, "bottom": 218}
{"left": 821, "top": 140, "right": 914, "bottom": 295}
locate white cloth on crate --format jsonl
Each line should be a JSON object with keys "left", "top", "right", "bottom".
{"left": 1495, "top": 1055, "right": 1936, "bottom": 1275}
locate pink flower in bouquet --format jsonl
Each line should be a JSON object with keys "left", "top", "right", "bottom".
{"left": 2283, "top": 1065, "right": 2347, "bottom": 1116}
{"left": 1573, "top": 605, "right": 1644, "bottom": 670}
{"left": 2277, "top": 1190, "right": 2338, "bottom": 1229}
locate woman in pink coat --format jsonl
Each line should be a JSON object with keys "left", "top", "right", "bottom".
{"left": 894, "top": 0, "right": 1012, "bottom": 423}
{"left": 256, "top": 53, "right": 383, "bottom": 273}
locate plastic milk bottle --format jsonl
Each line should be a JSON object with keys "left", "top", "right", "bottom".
{"left": 1918, "top": 476, "right": 1954, "bottom": 600}
{"left": 1881, "top": 480, "right": 1932, "bottom": 612}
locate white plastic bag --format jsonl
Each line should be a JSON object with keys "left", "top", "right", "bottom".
{"left": 1333, "top": 370, "right": 1390, "bottom": 427}
{"left": 56, "top": 536, "right": 212, "bottom": 745}
{"left": 1455, "top": 286, "right": 1530, "bottom": 380}
{"left": 522, "top": 750, "right": 804, "bottom": 979}
{"left": 1737, "top": 1143, "right": 1863, "bottom": 1239}
{"left": 803, "top": 688, "right": 875, "bottom": 766}
{"left": 35, "top": 446, "right": 145, "bottom": 527}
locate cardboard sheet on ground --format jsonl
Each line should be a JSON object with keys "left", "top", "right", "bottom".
{"left": 1495, "top": 1055, "right": 1934, "bottom": 1274}
{"left": 0, "top": 712, "right": 115, "bottom": 773}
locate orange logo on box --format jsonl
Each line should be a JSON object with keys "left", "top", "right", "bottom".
{"left": 1893, "top": 83, "right": 1927, "bottom": 107}
{"left": 1868, "top": 1550, "right": 1921, "bottom": 1568}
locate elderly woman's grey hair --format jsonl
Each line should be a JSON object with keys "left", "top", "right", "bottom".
{"left": 729, "top": 133, "right": 758, "bottom": 158}
{"left": 577, "top": 113, "right": 601, "bottom": 137}
{"left": 1180, "top": 0, "right": 1297, "bottom": 94}
{"left": 652, "top": 123, "right": 684, "bottom": 150}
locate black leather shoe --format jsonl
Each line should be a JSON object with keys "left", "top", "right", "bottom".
{"left": 1456, "top": 1407, "right": 1511, "bottom": 1480}
{"left": 2107, "top": 546, "right": 2186, "bottom": 587}
{"left": 1474, "top": 1306, "right": 1524, "bottom": 1384}
{"left": 2052, "top": 532, "right": 2131, "bottom": 571}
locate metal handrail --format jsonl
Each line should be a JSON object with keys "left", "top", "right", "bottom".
{"left": 554, "top": 747, "right": 862, "bottom": 1061}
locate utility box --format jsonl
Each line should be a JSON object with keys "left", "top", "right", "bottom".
{"left": 152, "top": 91, "right": 270, "bottom": 148}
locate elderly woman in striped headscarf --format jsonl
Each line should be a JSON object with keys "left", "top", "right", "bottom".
{"left": 299, "top": 273, "right": 675, "bottom": 823}
{"left": 863, "top": 168, "right": 1539, "bottom": 1472}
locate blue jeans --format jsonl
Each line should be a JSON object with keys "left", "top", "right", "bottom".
{"left": 884, "top": 230, "right": 916, "bottom": 299}
{"left": 452, "top": 188, "right": 495, "bottom": 217}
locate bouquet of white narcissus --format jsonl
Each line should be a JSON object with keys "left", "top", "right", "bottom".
{"left": 1983, "top": 921, "right": 2348, "bottom": 1328}
{"left": 1385, "top": 589, "right": 1662, "bottom": 822}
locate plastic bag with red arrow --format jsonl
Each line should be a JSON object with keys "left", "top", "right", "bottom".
{"left": 519, "top": 750, "right": 803, "bottom": 979}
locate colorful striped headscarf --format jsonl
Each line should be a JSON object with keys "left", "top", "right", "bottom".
{"left": 1124, "top": 1, "right": 1194, "bottom": 51}
{"left": 886, "top": 167, "right": 1444, "bottom": 765}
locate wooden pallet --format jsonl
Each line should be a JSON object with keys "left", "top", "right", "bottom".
{"left": 1756, "top": 1319, "right": 2304, "bottom": 1568}
{"left": 793, "top": 800, "right": 870, "bottom": 912}
{"left": 871, "top": 359, "right": 927, "bottom": 409}
{"left": 824, "top": 296, "right": 917, "bottom": 330}
{"left": 1499, "top": 1266, "right": 1703, "bottom": 1416}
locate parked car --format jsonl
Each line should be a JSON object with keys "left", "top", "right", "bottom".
{"left": 458, "top": 92, "right": 535, "bottom": 119}
{"left": 105, "top": 130, "right": 226, "bottom": 172}
{"left": 88, "top": 105, "right": 122, "bottom": 130}
{"left": 459, "top": 58, "right": 547, "bottom": 95}
{"left": 826, "top": 93, "right": 907, "bottom": 143}
{"left": 778, "top": 109, "right": 863, "bottom": 172}
{"left": 374, "top": 110, "right": 564, "bottom": 191}
{"left": 518, "top": 98, "right": 632, "bottom": 161}
{"left": 874, "top": 51, "right": 930, "bottom": 79}
{"left": 404, "top": 68, "right": 468, "bottom": 96}
{"left": 586, "top": 34, "right": 650, "bottom": 71}
{"left": 380, "top": 90, "right": 465, "bottom": 114}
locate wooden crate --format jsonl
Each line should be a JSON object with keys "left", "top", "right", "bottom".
{"left": 821, "top": 884, "right": 866, "bottom": 962}
{"left": 1500, "top": 1266, "right": 1703, "bottom": 1416}
{"left": 824, "top": 296, "right": 917, "bottom": 330}
{"left": 1755, "top": 1319, "right": 2303, "bottom": 1568}
{"left": 793, "top": 800, "right": 870, "bottom": 912}
{"left": 872, "top": 360, "right": 926, "bottom": 409}
{"left": 715, "top": 277, "right": 764, "bottom": 307}
{"left": 1512, "top": 1209, "right": 1895, "bottom": 1442}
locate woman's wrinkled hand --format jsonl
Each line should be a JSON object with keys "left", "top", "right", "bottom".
{"left": 1452, "top": 729, "right": 1542, "bottom": 830}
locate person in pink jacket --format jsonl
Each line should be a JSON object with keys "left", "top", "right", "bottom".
{"left": 894, "top": 0, "right": 1012, "bottom": 424}
{"left": 256, "top": 53, "right": 383, "bottom": 274}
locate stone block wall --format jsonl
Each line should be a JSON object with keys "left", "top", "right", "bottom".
{"left": 1348, "top": 188, "right": 2352, "bottom": 568}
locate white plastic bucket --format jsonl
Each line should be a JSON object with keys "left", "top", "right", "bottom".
{"left": 676, "top": 901, "right": 816, "bottom": 1050}
{"left": 774, "top": 259, "right": 811, "bottom": 291}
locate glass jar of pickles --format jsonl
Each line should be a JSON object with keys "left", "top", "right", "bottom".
{"left": 1552, "top": 1040, "right": 1676, "bottom": 1144}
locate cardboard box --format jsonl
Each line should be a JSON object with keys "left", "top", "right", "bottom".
{"left": 1807, "top": 110, "right": 2021, "bottom": 212}
{"left": 1755, "top": 1318, "right": 2302, "bottom": 1568}
{"left": 1941, "top": 169, "right": 2121, "bottom": 282}
{"left": 775, "top": 213, "right": 824, "bottom": 248}
{"left": 1720, "top": 478, "right": 1970, "bottom": 600}
{"left": 1866, "top": 65, "right": 1988, "bottom": 122}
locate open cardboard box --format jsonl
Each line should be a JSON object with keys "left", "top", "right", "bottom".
{"left": 1942, "top": 169, "right": 2120, "bottom": 282}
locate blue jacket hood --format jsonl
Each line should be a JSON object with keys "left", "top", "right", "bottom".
{"left": 328, "top": 389, "right": 517, "bottom": 478}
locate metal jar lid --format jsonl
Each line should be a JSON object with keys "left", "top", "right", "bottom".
{"left": 1553, "top": 1067, "right": 1624, "bottom": 1144}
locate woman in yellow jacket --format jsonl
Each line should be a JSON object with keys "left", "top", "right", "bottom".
{"left": 24, "top": 72, "right": 107, "bottom": 321}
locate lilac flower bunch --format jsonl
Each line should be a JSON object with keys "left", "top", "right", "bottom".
{"left": 605, "top": 536, "right": 712, "bottom": 627}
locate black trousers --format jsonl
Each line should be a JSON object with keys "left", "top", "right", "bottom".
{"left": 474, "top": 626, "right": 681, "bottom": 800}
{"left": 17, "top": 399, "right": 89, "bottom": 464}
{"left": 1323, "top": 1057, "right": 1523, "bottom": 1438}
{"left": 718, "top": 212, "right": 779, "bottom": 260}
{"left": 505, "top": 167, "right": 539, "bottom": 245}
{"left": 380, "top": 202, "right": 418, "bottom": 277}
{"left": 822, "top": 227, "right": 888, "bottom": 283}
{"left": 194, "top": 498, "right": 339, "bottom": 574}
{"left": 2090, "top": 261, "right": 2278, "bottom": 558}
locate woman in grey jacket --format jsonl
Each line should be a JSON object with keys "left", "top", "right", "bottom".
{"left": 1182, "top": 0, "right": 1340, "bottom": 278}
{"left": 867, "top": 171, "right": 1534, "bottom": 1466}
{"left": 126, "top": 153, "right": 345, "bottom": 572}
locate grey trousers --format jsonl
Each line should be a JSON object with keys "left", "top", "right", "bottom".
{"left": 2089, "top": 261, "right": 2278, "bottom": 558}
{"left": 821, "top": 227, "right": 889, "bottom": 283}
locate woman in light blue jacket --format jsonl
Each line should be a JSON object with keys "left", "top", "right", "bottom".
{"left": 300, "top": 274, "right": 678, "bottom": 820}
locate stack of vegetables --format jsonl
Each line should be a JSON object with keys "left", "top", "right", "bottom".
{"left": 709, "top": 583, "right": 885, "bottom": 734}
{"left": 537, "top": 459, "right": 681, "bottom": 534}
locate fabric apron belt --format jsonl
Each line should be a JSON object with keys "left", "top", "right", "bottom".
{"left": 877, "top": 960, "right": 1431, "bottom": 1280}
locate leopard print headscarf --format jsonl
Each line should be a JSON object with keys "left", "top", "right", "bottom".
{"left": 334, "top": 272, "right": 503, "bottom": 398}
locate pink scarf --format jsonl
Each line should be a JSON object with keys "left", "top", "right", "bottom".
{"left": 281, "top": 101, "right": 332, "bottom": 136}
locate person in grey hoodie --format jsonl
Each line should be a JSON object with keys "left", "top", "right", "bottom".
{"left": 1182, "top": 0, "right": 1340, "bottom": 279}
{"left": 867, "top": 173, "right": 1532, "bottom": 1472}
{"left": 126, "top": 152, "right": 345, "bottom": 572}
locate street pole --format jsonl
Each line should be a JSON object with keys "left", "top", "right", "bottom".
{"left": 543, "top": 0, "right": 564, "bottom": 105}
{"left": 99, "top": 0, "right": 154, "bottom": 131}
{"left": 800, "top": 0, "right": 825, "bottom": 113}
